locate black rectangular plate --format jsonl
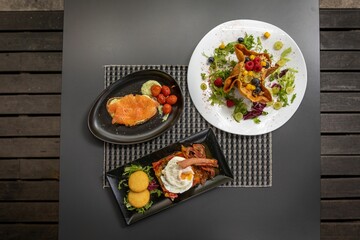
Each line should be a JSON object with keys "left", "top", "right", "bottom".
{"left": 106, "top": 128, "right": 233, "bottom": 225}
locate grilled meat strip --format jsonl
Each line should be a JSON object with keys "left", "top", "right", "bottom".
{"left": 177, "top": 158, "right": 218, "bottom": 169}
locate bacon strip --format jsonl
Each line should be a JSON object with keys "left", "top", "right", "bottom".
{"left": 181, "top": 144, "right": 206, "bottom": 158}
{"left": 177, "top": 158, "right": 218, "bottom": 169}
{"left": 200, "top": 166, "right": 216, "bottom": 178}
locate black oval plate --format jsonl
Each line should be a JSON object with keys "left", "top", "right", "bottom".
{"left": 88, "top": 70, "right": 184, "bottom": 144}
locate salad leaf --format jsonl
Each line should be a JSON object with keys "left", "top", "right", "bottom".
{"left": 275, "top": 68, "right": 297, "bottom": 107}
{"left": 277, "top": 47, "right": 292, "bottom": 66}
{"left": 150, "top": 189, "right": 162, "bottom": 197}
{"left": 243, "top": 33, "right": 255, "bottom": 49}
{"left": 281, "top": 47, "right": 292, "bottom": 58}
{"left": 124, "top": 196, "right": 153, "bottom": 214}
{"left": 123, "top": 164, "right": 152, "bottom": 179}
{"left": 254, "top": 36, "right": 263, "bottom": 52}
{"left": 253, "top": 118, "right": 261, "bottom": 124}
{"left": 209, "top": 85, "right": 229, "bottom": 105}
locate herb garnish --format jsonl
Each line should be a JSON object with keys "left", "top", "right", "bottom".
{"left": 243, "top": 33, "right": 255, "bottom": 49}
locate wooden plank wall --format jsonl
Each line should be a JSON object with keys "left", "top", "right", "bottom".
{"left": 0, "top": 1, "right": 359, "bottom": 239}
{"left": 320, "top": 7, "right": 360, "bottom": 240}
{"left": 0, "top": 9, "right": 62, "bottom": 239}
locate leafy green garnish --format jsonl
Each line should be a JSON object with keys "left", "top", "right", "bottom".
{"left": 123, "top": 164, "right": 152, "bottom": 178}
{"left": 210, "top": 69, "right": 232, "bottom": 80}
{"left": 209, "top": 85, "right": 230, "bottom": 106}
{"left": 277, "top": 47, "right": 292, "bottom": 66}
{"left": 276, "top": 68, "right": 297, "bottom": 107}
{"left": 253, "top": 118, "right": 261, "bottom": 124}
{"left": 118, "top": 179, "right": 127, "bottom": 190}
{"left": 243, "top": 33, "right": 255, "bottom": 49}
{"left": 209, "top": 42, "right": 237, "bottom": 70}
{"left": 281, "top": 47, "right": 292, "bottom": 58}
{"left": 254, "top": 36, "right": 263, "bottom": 52}
{"left": 124, "top": 196, "right": 153, "bottom": 214}
{"left": 162, "top": 113, "right": 169, "bottom": 122}
{"left": 150, "top": 188, "right": 162, "bottom": 197}
{"left": 201, "top": 73, "right": 206, "bottom": 80}
{"left": 290, "top": 93, "right": 297, "bottom": 103}
{"left": 233, "top": 98, "right": 248, "bottom": 115}
{"left": 118, "top": 164, "right": 154, "bottom": 191}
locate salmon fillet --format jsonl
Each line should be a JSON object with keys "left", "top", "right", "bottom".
{"left": 106, "top": 94, "right": 159, "bottom": 126}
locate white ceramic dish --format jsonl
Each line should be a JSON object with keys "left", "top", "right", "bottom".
{"left": 187, "top": 19, "right": 307, "bottom": 135}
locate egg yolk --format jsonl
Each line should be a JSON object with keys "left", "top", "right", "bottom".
{"left": 180, "top": 172, "right": 193, "bottom": 181}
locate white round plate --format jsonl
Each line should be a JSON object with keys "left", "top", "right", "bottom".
{"left": 187, "top": 19, "right": 307, "bottom": 135}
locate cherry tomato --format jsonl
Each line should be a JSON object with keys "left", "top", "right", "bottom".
{"left": 157, "top": 94, "right": 166, "bottom": 104}
{"left": 151, "top": 85, "right": 162, "bottom": 97}
{"left": 166, "top": 95, "right": 178, "bottom": 105}
{"left": 162, "top": 103, "right": 172, "bottom": 114}
{"left": 161, "top": 85, "right": 171, "bottom": 97}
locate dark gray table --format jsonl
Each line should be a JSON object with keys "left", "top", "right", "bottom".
{"left": 60, "top": 0, "right": 320, "bottom": 239}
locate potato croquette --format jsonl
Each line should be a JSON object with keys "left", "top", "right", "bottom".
{"left": 128, "top": 190, "right": 150, "bottom": 208}
{"left": 128, "top": 171, "right": 149, "bottom": 192}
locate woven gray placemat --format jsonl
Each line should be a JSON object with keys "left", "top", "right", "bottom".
{"left": 103, "top": 65, "right": 272, "bottom": 187}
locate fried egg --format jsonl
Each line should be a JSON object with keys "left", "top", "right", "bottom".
{"left": 160, "top": 156, "right": 194, "bottom": 194}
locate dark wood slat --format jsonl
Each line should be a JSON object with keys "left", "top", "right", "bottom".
{"left": 0, "top": 0, "right": 64, "bottom": 11}
{"left": 321, "top": 178, "right": 360, "bottom": 198}
{"left": 0, "top": 224, "right": 58, "bottom": 240}
{"left": 321, "top": 51, "right": 360, "bottom": 71}
{"left": 321, "top": 114, "right": 360, "bottom": 133}
{"left": 0, "top": 95, "right": 61, "bottom": 114}
{"left": 20, "top": 159, "right": 59, "bottom": 180}
{"left": 0, "top": 181, "right": 58, "bottom": 201}
{"left": 0, "top": 117, "right": 60, "bottom": 136}
{"left": 321, "top": 222, "right": 360, "bottom": 240}
{"left": 0, "top": 73, "right": 61, "bottom": 93}
{"left": 320, "top": 9, "right": 360, "bottom": 29}
{"left": 321, "top": 31, "right": 360, "bottom": 50}
{"left": 0, "top": 138, "right": 60, "bottom": 158}
{"left": 0, "top": 11, "right": 63, "bottom": 31}
{"left": 0, "top": 160, "right": 19, "bottom": 179}
{"left": 0, "top": 74, "right": 61, "bottom": 93}
{"left": 321, "top": 135, "right": 360, "bottom": 155}
{"left": 0, "top": 159, "right": 59, "bottom": 180}
{"left": 0, "top": 32, "right": 62, "bottom": 51}
{"left": 322, "top": 156, "right": 360, "bottom": 175}
{"left": 0, "top": 52, "right": 62, "bottom": 72}
{"left": 321, "top": 200, "right": 360, "bottom": 220}
{"left": 321, "top": 93, "right": 360, "bottom": 112}
{"left": 0, "top": 202, "right": 58, "bottom": 222}
{"left": 321, "top": 0, "right": 360, "bottom": 8}
{"left": 321, "top": 72, "right": 360, "bottom": 91}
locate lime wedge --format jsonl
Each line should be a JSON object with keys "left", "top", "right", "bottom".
{"left": 273, "top": 41, "right": 283, "bottom": 50}
{"left": 273, "top": 102, "right": 282, "bottom": 110}
{"left": 286, "top": 86, "right": 294, "bottom": 94}
{"left": 234, "top": 112, "right": 243, "bottom": 122}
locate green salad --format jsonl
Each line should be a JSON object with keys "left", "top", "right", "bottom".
{"left": 201, "top": 32, "right": 298, "bottom": 124}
